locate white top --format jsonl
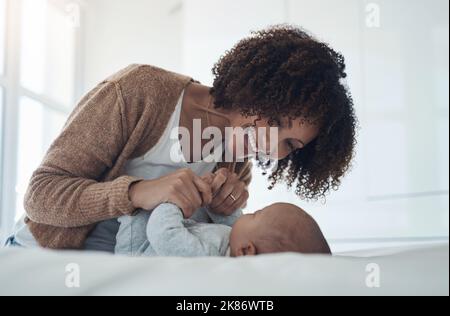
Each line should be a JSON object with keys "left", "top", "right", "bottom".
{"left": 123, "top": 89, "right": 217, "bottom": 180}
{"left": 13, "top": 89, "right": 217, "bottom": 250}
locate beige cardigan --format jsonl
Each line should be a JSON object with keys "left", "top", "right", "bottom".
{"left": 24, "top": 64, "right": 252, "bottom": 250}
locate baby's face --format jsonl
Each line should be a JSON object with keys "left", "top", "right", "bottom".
{"left": 229, "top": 203, "right": 331, "bottom": 257}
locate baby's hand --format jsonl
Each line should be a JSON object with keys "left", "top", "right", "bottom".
{"left": 209, "top": 168, "right": 248, "bottom": 216}
{"left": 201, "top": 173, "right": 215, "bottom": 185}
{"left": 201, "top": 170, "right": 228, "bottom": 197}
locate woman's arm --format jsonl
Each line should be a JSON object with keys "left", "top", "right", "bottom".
{"left": 24, "top": 81, "right": 141, "bottom": 228}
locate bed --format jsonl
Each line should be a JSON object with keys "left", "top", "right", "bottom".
{"left": 0, "top": 243, "right": 448, "bottom": 296}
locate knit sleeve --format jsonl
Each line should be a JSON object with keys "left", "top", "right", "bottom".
{"left": 24, "top": 81, "right": 142, "bottom": 228}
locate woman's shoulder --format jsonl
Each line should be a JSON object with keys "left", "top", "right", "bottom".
{"left": 103, "top": 64, "right": 194, "bottom": 92}
{"left": 100, "top": 64, "right": 196, "bottom": 114}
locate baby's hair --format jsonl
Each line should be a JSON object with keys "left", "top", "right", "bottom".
{"left": 256, "top": 205, "right": 331, "bottom": 255}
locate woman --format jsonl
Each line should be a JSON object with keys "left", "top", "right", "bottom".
{"left": 9, "top": 25, "right": 357, "bottom": 251}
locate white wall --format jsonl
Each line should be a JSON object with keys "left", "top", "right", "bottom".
{"left": 81, "top": 0, "right": 449, "bottom": 250}
{"left": 82, "top": 0, "right": 184, "bottom": 90}
{"left": 182, "top": 0, "right": 287, "bottom": 84}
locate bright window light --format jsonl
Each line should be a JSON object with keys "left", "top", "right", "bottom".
{"left": 0, "top": 0, "right": 6, "bottom": 75}
{"left": 15, "top": 97, "right": 66, "bottom": 221}
{"left": 20, "top": 0, "right": 76, "bottom": 106}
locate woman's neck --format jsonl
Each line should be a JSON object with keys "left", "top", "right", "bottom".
{"left": 181, "top": 83, "right": 231, "bottom": 136}
{"left": 180, "top": 83, "right": 233, "bottom": 162}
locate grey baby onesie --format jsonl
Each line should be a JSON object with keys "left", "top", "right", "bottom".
{"left": 115, "top": 203, "right": 242, "bottom": 257}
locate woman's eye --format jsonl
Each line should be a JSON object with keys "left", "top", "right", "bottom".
{"left": 287, "top": 140, "right": 296, "bottom": 151}
{"left": 287, "top": 139, "right": 304, "bottom": 151}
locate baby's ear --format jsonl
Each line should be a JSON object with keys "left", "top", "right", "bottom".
{"left": 236, "top": 242, "right": 256, "bottom": 257}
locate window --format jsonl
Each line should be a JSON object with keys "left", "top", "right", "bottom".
{"left": 0, "top": 0, "right": 7, "bottom": 240}
{"left": 0, "top": 88, "right": 3, "bottom": 209}
{"left": 20, "top": 0, "right": 76, "bottom": 106}
{"left": 0, "top": 0, "right": 80, "bottom": 239}
{"left": 15, "top": 97, "right": 67, "bottom": 221}
{"left": 0, "top": 0, "right": 5, "bottom": 75}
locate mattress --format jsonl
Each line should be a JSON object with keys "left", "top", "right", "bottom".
{"left": 0, "top": 243, "right": 448, "bottom": 296}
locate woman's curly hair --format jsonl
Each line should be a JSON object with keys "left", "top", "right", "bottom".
{"left": 210, "top": 25, "right": 358, "bottom": 200}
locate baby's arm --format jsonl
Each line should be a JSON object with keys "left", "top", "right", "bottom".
{"left": 147, "top": 203, "right": 222, "bottom": 257}
{"left": 206, "top": 208, "right": 243, "bottom": 227}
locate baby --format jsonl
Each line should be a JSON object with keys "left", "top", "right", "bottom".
{"left": 116, "top": 203, "right": 331, "bottom": 258}
{"left": 115, "top": 176, "right": 331, "bottom": 257}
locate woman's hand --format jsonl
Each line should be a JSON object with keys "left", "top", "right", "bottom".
{"left": 129, "top": 168, "right": 213, "bottom": 218}
{"left": 208, "top": 168, "right": 249, "bottom": 216}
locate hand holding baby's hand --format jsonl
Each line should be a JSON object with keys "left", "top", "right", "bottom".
{"left": 208, "top": 168, "right": 249, "bottom": 216}
{"left": 201, "top": 173, "right": 215, "bottom": 186}
{"left": 129, "top": 168, "right": 213, "bottom": 218}
{"left": 201, "top": 170, "right": 229, "bottom": 195}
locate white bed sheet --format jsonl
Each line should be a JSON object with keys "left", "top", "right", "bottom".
{"left": 0, "top": 244, "right": 448, "bottom": 296}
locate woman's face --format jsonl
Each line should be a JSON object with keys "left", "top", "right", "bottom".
{"left": 226, "top": 113, "right": 320, "bottom": 161}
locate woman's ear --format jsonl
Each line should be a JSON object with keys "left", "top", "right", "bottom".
{"left": 236, "top": 242, "right": 256, "bottom": 257}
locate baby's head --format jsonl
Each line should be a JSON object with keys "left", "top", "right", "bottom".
{"left": 229, "top": 203, "right": 331, "bottom": 257}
